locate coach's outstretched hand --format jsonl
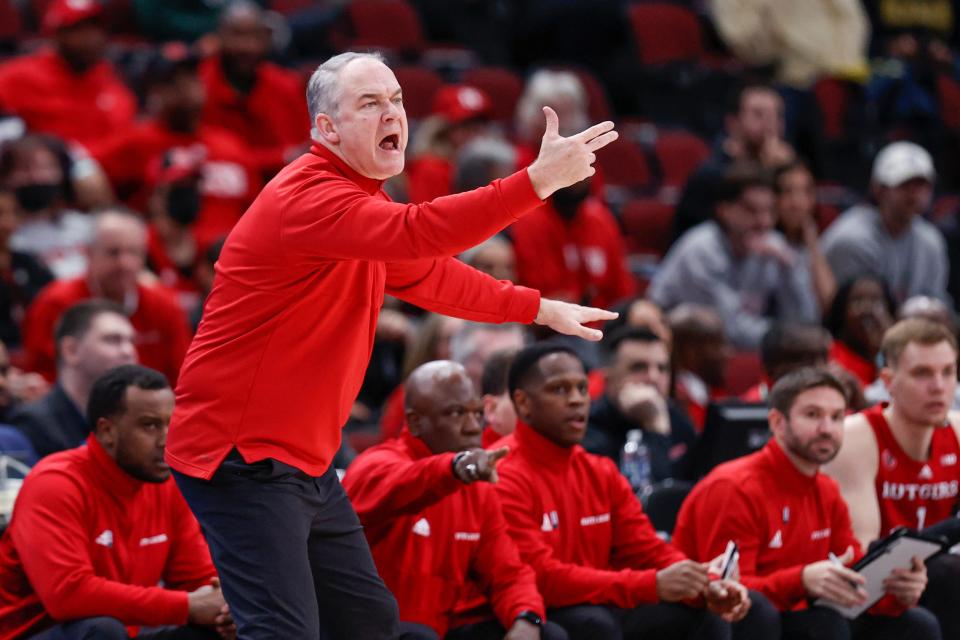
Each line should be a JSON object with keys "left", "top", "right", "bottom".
{"left": 527, "top": 106, "right": 618, "bottom": 200}
{"left": 535, "top": 298, "right": 618, "bottom": 341}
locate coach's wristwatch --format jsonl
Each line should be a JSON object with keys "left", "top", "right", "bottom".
{"left": 515, "top": 610, "right": 543, "bottom": 627}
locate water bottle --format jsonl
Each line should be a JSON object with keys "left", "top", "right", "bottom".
{"left": 621, "top": 429, "right": 653, "bottom": 498}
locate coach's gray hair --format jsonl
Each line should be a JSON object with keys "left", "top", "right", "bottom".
{"left": 306, "top": 51, "right": 387, "bottom": 140}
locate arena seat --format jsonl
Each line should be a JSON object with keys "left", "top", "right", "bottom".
{"left": 461, "top": 65, "right": 524, "bottom": 124}
{"left": 654, "top": 129, "right": 710, "bottom": 188}
{"left": 627, "top": 3, "right": 704, "bottom": 65}
{"left": 620, "top": 197, "right": 673, "bottom": 257}
{"left": 392, "top": 65, "right": 444, "bottom": 120}
{"left": 596, "top": 137, "right": 653, "bottom": 191}
{"left": 641, "top": 479, "right": 693, "bottom": 538}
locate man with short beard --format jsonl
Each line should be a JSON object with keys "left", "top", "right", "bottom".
{"left": 674, "top": 368, "right": 937, "bottom": 640}
{"left": 0, "top": 365, "right": 232, "bottom": 640}
{"left": 826, "top": 318, "right": 960, "bottom": 637}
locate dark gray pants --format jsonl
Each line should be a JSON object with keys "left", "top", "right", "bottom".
{"left": 173, "top": 451, "right": 399, "bottom": 640}
{"left": 30, "top": 617, "right": 217, "bottom": 639}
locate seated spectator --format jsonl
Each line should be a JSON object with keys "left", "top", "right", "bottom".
{"left": 650, "top": 164, "right": 820, "bottom": 349}
{"left": 12, "top": 300, "right": 135, "bottom": 459}
{"left": 668, "top": 305, "right": 732, "bottom": 430}
{"left": 825, "top": 319, "right": 960, "bottom": 637}
{"left": 0, "top": 0, "right": 137, "bottom": 149}
{"left": 479, "top": 349, "right": 519, "bottom": 447}
{"left": 90, "top": 44, "right": 260, "bottom": 250}
{"left": 343, "top": 361, "right": 564, "bottom": 640}
{"left": 773, "top": 160, "right": 837, "bottom": 310}
{"left": 200, "top": 1, "right": 309, "bottom": 178}
{"left": 460, "top": 235, "right": 516, "bottom": 283}
{"left": 823, "top": 275, "right": 896, "bottom": 388}
{"left": 406, "top": 85, "right": 496, "bottom": 203}
{"left": 0, "top": 186, "right": 53, "bottom": 349}
{"left": 146, "top": 149, "right": 205, "bottom": 316}
{"left": 21, "top": 208, "right": 191, "bottom": 385}
{"left": 821, "top": 141, "right": 949, "bottom": 304}
{"left": 0, "top": 135, "right": 94, "bottom": 279}
{"left": 379, "top": 314, "right": 466, "bottom": 440}
{"left": 452, "top": 322, "right": 528, "bottom": 390}
{"left": 0, "top": 364, "right": 232, "bottom": 639}
{"left": 674, "top": 368, "right": 939, "bottom": 640}
{"left": 190, "top": 237, "right": 225, "bottom": 331}
{"left": 509, "top": 177, "right": 635, "bottom": 311}
{"left": 583, "top": 327, "right": 696, "bottom": 482}
{"left": 743, "top": 322, "right": 831, "bottom": 402}
{"left": 494, "top": 343, "right": 759, "bottom": 640}
{"left": 864, "top": 296, "right": 960, "bottom": 408}
{"left": 673, "top": 83, "right": 795, "bottom": 241}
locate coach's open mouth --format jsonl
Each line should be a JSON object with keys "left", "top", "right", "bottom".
{"left": 379, "top": 134, "right": 400, "bottom": 151}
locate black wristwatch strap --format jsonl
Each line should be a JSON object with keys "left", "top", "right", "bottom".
{"left": 515, "top": 610, "right": 543, "bottom": 627}
{"left": 452, "top": 451, "right": 469, "bottom": 478}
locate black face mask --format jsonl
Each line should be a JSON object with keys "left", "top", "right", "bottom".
{"left": 166, "top": 183, "right": 202, "bottom": 226}
{"left": 551, "top": 184, "right": 590, "bottom": 221}
{"left": 15, "top": 183, "right": 60, "bottom": 213}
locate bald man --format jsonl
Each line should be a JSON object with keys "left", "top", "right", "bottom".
{"left": 344, "top": 361, "right": 565, "bottom": 640}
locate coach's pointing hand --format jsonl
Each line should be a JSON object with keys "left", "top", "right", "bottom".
{"left": 535, "top": 298, "right": 618, "bottom": 342}
{"left": 527, "top": 106, "right": 617, "bottom": 200}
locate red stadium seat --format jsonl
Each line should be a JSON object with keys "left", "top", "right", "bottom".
{"left": 347, "top": 0, "right": 425, "bottom": 54}
{"left": 724, "top": 351, "right": 764, "bottom": 396}
{"left": 0, "top": 0, "right": 22, "bottom": 41}
{"left": 627, "top": 3, "right": 704, "bottom": 65}
{"left": 596, "top": 137, "right": 653, "bottom": 190}
{"left": 461, "top": 65, "right": 524, "bottom": 124}
{"left": 392, "top": 66, "right": 444, "bottom": 120}
{"left": 814, "top": 78, "right": 851, "bottom": 140}
{"left": 620, "top": 198, "right": 674, "bottom": 256}
{"left": 654, "top": 129, "right": 710, "bottom": 188}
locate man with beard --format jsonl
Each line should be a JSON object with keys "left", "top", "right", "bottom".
{"left": 493, "top": 343, "right": 758, "bottom": 639}
{"left": 0, "top": 365, "right": 232, "bottom": 639}
{"left": 199, "top": 1, "right": 309, "bottom": 178}
{"left": 825, "top": 319, "right": 960, "bottom": 638}
{"left": 509, "top": 178, "right": 635, "bottom": 310}
{"left": 674, "top": 368, "right": 937, "bottom": 640}
{"left": 0, "top": 0, "right": 137, "bottom": 149}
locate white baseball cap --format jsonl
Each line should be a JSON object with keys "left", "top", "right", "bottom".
{"left": 871, "top": 141, "right": 935, "bottom": 187}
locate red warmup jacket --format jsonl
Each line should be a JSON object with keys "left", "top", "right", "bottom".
{"left": 829, "top": 341, "right": 876, "bottom": 387}
{"left": 0, "top": 438, "right": 216, "bottom": 639}
{"left": 494, "top": 422, "right": 687, "bottom": 609}
{"left": 0, "top": 49, "right": 137, "bottom": 149}
{"left": 343, "top": 429, "right": 545, "bottom": 635}
{"left": 509, "top": 197, "right": 635, "bottom": 310}
{"left": 21, "top": 277, "right": 191, "bottom": 385}
{"left": 165, "top": 144, "right": 542, "bottom": 479}
{"left": 89, "top": 119, "right": 261, "bottom": 249}
{"left": 199, "top": 56, "right": 309, "bottom": 176}
{"left": 863, "top": 404, "right": 960, "bottom": 533}
{"left": 673, "top": 439, "right": 902, "bottom": 615}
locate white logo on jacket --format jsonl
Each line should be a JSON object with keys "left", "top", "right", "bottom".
{"left": 580, "top": 513, "right": 611, "bottom": 527}
{"left": 768, "top": 530, "right": 783, "bottom": 549}
{"left": 95, "top": 530, "right": 114, "bottom": 547}
{"left": 454, "top": 532, "right": 480, "bottom": 541}
{"left": 541, "top": 511, "right": 559, "bottom": 532}
{"left": 139, "top": 534, "right": 169, "bottom": 546}
{"left": 412, "top": 518, "right": 431, "bottom": 537}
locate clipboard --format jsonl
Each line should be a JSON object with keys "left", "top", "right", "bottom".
{"left": 814, "top": 528, "right": 948, "bottom": 619}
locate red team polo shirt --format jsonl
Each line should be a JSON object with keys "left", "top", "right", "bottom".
{"left": 673, "top": 440, "right": 866, "bottom": 611}
{"left": 343, "top": 430, "right": 545, "bottom": 635}
{"left": 0, "top": 49, "right": 137, "bottom": 148}
{"left": 0, "top": 438, "right": 216, "bottom": 639}
{"left": 493, "top": 422, "right": 687, "bottom": 609}
{"left": 90, "top": 119, "right": 260, "bottom": 249}
{"left": 863, "top": 404, "right": 960, "bottom": 533}
{"left": 165, "top": 145, "right": 543, "bottom": 479}
{"left": 21, "top": 277, "right": 191, "bottom": 385}
{"left": 509, "top": 198, "right": 636, "bottom": 310}
{"left": 199, "top": 56, "right": 309, "bottom": 176}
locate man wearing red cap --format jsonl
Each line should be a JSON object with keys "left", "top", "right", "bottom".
{"left": 199, "top": 1, "right": 309, "bottom": 179}
{"left": 406, "top": 84, "right": 496, "bottom": 203}
{"left": 0, "top": 0, "right": 137, "bottom": 149}
{"left": 90, "top": 44, "right": 260, "bottom": 250}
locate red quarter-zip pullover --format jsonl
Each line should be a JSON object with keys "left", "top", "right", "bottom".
{"left": 166, "top": 144, "right": 542, "bottom": 479}
{"left": 494, "top": 422, "right": 687, "bottom": 609}
{"left": 343, "top": 430, "right": 544, "bottom": 635}
{"left": 0, "top": 438, "right": 216, "bottom": 639}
